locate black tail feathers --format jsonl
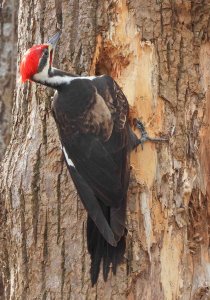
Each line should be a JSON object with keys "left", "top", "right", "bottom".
{"left": 87, "top": 215, "right": 126, "bottom": 286}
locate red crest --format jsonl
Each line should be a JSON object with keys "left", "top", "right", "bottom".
{"left": 20, "top": 44, "right": 48, "bottom": 82}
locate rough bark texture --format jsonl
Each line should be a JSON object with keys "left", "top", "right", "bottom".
{"left": 0, "top": 0, "right": 17, "bottom": 160}
{"left": 1, "top": 0, "right": 210, "bottom": 299}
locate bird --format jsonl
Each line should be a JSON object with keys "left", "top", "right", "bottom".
{"left": 20, "top": 32, "right": 167, "bottom": 285}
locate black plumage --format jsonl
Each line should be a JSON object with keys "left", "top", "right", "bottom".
{"left": 52, "top": 74, "right": 138, "bottom": 285}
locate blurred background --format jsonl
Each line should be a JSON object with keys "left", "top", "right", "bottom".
{"left": 0, "top": 0, "right": 17, "bottom": 160}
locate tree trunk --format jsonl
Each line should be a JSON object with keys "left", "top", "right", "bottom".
{"left": 1, "top": 0, "right": 210, "bottom": 299}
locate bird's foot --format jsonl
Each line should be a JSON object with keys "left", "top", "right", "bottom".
{"left": 134, "top": 119, "right": 169, "bottom": 150}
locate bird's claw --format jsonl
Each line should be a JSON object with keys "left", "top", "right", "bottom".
{"left": 137, "top": 136, "right": 147, "bottom": 150}
{"left": 133, "top": 118, "right": 169, "bottom": 150}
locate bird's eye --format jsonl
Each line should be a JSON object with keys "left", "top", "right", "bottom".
{"left": 43, "top": 49, "right": 48, "bottom": 56}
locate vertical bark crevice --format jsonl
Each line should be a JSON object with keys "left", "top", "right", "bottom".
{"left": 60, "top": 237, "right": 65, "bottom": 300}
{"left": 56, "top": 160, "right": 63, "bottom": 244}
{"left": 19, "top": 183, "right": 29, "bottom": 299}
{"left": 39, "top": 0, "right": 46, "bottom": 43}
{"left": 54, "top": 0, "right": 63, "bottom": 29}
{"left": 31, "top": 146, "right": 41, "bottom": 245}
{"left": 41, "top": 211, "right": 48, "bottom": 299}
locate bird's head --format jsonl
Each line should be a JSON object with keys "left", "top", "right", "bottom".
{"left": 20, "top": 31, "right": 61, "bottom": 83}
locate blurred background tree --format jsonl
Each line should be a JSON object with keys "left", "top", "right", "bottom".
{"left": 0, "top": 0, "right": 17, "bottom": 159}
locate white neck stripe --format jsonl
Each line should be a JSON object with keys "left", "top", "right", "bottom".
{"left": 33, "top": 69, "right": 96, "bottom": 86}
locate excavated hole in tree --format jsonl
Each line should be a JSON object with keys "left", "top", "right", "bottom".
{"left": 95, "top": 60, "right": 110, "bottom": 76}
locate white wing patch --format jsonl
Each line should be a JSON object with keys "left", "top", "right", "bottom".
{"left": 62, "top": 146, "right": 75, "bottom": 167}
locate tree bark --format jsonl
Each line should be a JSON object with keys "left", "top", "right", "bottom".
{"left": 1, "top": 0, "right": 210, "bottom": 299}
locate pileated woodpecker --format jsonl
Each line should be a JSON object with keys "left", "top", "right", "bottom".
{"left": 20, "top": 32, "right": 167, "bottom": 285}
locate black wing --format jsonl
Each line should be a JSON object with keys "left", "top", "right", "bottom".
{"left": 63, "top": 132, "right": 125, "bottom": 207}
{"left": 52, "top": 75, "right": 134, "bottom": 244}
{"left": 67, "top": 164, "right": 117, "bottom": 247}
{"left": 61, "top": 128, "right": 130, "bottom": 242}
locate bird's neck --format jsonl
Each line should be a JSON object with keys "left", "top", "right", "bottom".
{"left": 32, "top": 67, "right": 79, "bottom": 89}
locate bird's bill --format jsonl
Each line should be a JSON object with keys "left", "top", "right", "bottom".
{"left": 47, "top": 31, "right": 61, "bottom": 48}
